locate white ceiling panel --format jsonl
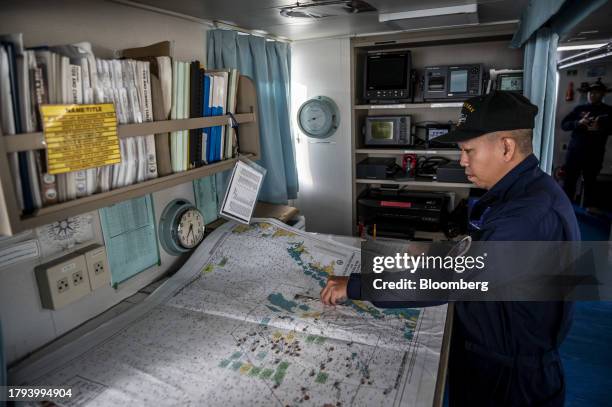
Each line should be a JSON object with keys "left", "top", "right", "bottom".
{"left": 125, "top": 0, "right": 529, "bottom": 40}
{"left": 560, "top": 1, "right": 612, "bottom": 44}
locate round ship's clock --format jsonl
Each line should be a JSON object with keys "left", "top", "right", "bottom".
{"left": 297, "top": 96, "right": 340, "bottom": 139}
{"left": 159, "top": 199, "right": 205, "bottom": 256}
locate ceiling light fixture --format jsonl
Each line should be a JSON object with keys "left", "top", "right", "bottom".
{"left": 558, "top": 42, "right": 612, "bottom": 69}
{"left": 378, "top": 4, "right": 477, "bottom": 22}
{"left": 558, "top": 43, "right": 607, "bottom": 51}
{"left": 280, "top": 0, "right": 376, "bottom": 19}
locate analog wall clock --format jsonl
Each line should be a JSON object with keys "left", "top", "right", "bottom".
{"left": 159, "top": 199, "right": 205, "bottom": 256}
{"left": 297, "top": 96, "right": 340, "bottom": 139}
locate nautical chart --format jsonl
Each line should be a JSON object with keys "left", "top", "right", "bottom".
{"left": 20, "top": 219, "right": 447, "bottom": 407}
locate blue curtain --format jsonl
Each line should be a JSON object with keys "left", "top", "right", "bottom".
{"left": 523, "top": 28, "right": 559, "bottom": 173}
{"left": 514, "top": 0, "right": 608, "bottom": 173}
{"left": 207, "top": 30, "right": 298, "bottom": 204}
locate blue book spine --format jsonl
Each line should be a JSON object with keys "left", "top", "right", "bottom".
{"left": 213, "top": 106, "right": 221, "bottom": 162}
{"left": 209, "top": 107, "right": 215, "bottom": 163}
{"left": 203, "top": 75, "right": 211, "bottom": 163}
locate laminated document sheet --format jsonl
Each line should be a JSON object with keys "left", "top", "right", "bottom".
{"left": 193, "top": 175, "right": 219, "bottom": 224}
{"left": 16, "top": 219, "right": 447, "bottom": 407}
{"left": 98, "top": 195, "right": 159, "bottom": 284}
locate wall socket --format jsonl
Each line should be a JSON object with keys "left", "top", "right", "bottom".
{"left": 35, "top": 254, "right": 92, "bottom": 310}
{"left": 35, "top": 245, "right": 112, "bottom": 310}
{"left": 80, "top": 245, "right": 111, "bottom": 291}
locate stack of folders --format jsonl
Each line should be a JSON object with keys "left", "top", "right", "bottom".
{"left": 0, "top": 33, "right": 43, "bottom": 214}
{"left": 170, "top": 63, "right": 240, "bottom": 172}
{"left": 0, "top": 33, "right": 108, "bottom": 212}
{"left": 120, "top": 41, "right": 173, "bottom": 176}
{"left": 0, "top": 34, "right": 240, "bottom": 215}
{"left": 0, "top": 33, "right": 157, "bottom": 213}
{"left": 94, "top": 57, "right": 157, "bottom": 192}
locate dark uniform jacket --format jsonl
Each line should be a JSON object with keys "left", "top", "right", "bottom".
{"left": 561, "top": 102, "right": 612, "bottom": 163}
{"left": 347, "top": 154, "right": 580, "bottom": 406}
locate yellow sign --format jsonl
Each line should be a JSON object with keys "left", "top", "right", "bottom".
{"left": 40, "top": 104, "right": 121, "bottom": 175}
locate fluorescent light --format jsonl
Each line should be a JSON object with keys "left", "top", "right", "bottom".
{"left": 558, "top": 42, "right": 610, "bottom": 63}
{"left": 379, "top": 4, "right": 477, "bottom": 22}
{"left": 558, "top": 43, "right": 607, "bottom": 51}
{"left": 558, "top": 51, "right": 612, "bottom": 69}
{"left": 557, "top": 42, "right": 612, "bottom": 69}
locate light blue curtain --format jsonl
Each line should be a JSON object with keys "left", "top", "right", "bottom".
{"left": 207, "top": 30, "right": 298, "bottom": 204}
{"left": 523, "top": 28, "right": 559, "bottom": 173}
{"left": 513, "top": 0, "right": 608, "bottom": 173}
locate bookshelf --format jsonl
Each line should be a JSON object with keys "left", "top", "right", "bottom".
{"left": 3, "top": 114, "right": 255, "bottom": 153}
{"left": 0, "top": 75, "right": 260, "bottom": 235}
{"left": 350, "top": 25, "right": 524, "bottom": 235}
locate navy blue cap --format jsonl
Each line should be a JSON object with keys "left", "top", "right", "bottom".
{"left": 435, "top": 91, "right": 539, "bottom": 143}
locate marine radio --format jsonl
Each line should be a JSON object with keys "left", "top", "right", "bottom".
{"left": 363, "top": 49, "right": 412, "bottom": 103}
{"left": 423, "top": 64, "right": 484, "bottom": 100}
{"left": 363, "top": 116, "right": 412, "bottom": 147}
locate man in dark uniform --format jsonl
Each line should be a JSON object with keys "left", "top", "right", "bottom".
{"left": 561, "top": 81, "right": 612, "bottom": 206}
{"left": 321, "top": 92, "right": 580, "bottom": 406}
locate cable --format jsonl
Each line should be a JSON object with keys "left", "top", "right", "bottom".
{"left": 416, "top": 156, "right": 450, "bottom": 178}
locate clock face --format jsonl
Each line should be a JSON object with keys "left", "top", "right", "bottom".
{"left": 297, "top": 96, "right": 339, "bottom": 139}
{"left": 159, "top": 199, "right": 206, "bottom": 256}
{"left": 176, "top": 208, "right": 205, "bottom": 249}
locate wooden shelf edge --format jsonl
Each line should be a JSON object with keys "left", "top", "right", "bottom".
{"left": 355, "top": 178, "right": 473, "bottom": 188}
{"left": 16, "top": 154, "right": 254, "bottom": 231}
{"left": 4, "top": 113, "right": 255, "bottom": 153}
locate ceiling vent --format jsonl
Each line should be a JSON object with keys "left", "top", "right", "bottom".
{"left": 379, "top": 4, "right": 479, "bottom": 31}
{"left": 280, "top": 1, "right": 376, "bottom": 19}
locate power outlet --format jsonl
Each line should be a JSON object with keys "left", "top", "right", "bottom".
{"left": 72, "top": 270, "right": 85, "bottom": 286}
{"left": 81, "top": 245, "right": 111, "bottom": 291}
{"left": 57, "top": 277, "right": 69, "bottom": 293}
{"left": 35, "top": 254, "right": 92, "bottom": 310}
{"left": 93, "top": 261, "right": 104, "bottom": 275}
